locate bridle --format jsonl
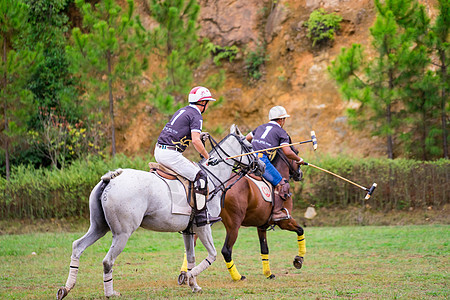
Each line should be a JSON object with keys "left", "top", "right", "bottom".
{"left": 197, "top": 133, "right": 260, "bottom": 206}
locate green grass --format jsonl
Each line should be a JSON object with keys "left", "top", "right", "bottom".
{"left": 0, "top": 224, "right": 448, "bottom": 299}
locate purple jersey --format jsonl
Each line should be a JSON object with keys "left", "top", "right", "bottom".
{"left": 157, "top": 105, "right": 203, "bottom": 152}
{"left": 250, "top": 121, "right": 290, "bottom": 160}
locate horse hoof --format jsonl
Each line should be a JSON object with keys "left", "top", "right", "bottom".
{"left": 106, "top": 290, "right": 121, "bottom": 298}
{"left": 56, "top": 287, "right": 68, "bottom": 300}
{"left": 240, "top": 275, "right": 246, "bottom": 281}
{"left": 178, "top": 272, "right": 187, "bottom": 285}
{"left": 192, "top": 286, "right": 202, "bottom": 293}
{"left": 267, "top": 274, "right": 276, "bottom": 279}
{"left": 293, "top": 256, "right": 304, "bottom": 269}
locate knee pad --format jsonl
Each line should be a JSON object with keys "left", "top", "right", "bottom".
{"left": 279, "top": 178, "right": 291, "bottom": 200}
{"left": 194, "top": 170, "right": 208, "bottom": 211}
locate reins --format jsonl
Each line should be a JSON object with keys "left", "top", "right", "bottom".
{"left": 275, "top": 148, "right": 301, "bottom": 180}
{"left": 197, "top": 133, "right": 256, "bottom": 206}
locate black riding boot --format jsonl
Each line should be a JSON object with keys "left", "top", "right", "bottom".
{"left": 194, "top": 209, "right": 222, "bottom": 227}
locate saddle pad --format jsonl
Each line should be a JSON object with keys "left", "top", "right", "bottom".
{"left": 245, "top": 175, "right": 272, "bottom": 202}
{"left": 154, "top": 173, "right": 192, "bottom": 216}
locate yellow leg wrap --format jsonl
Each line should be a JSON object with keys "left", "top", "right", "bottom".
{"left": 297, "top": 234, "right": 306, "bottom": 257}
{"left": 225, "top": 260, "right": 242, "bottom": 281}
{"left": 260, "top": 254, "right": 272, "bottom": 278}
{"left": 180, "top": 253, "right": 188, "bottom": 272}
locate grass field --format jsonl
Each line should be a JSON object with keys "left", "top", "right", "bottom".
{"left": 0, "top": 224, "right": 448, "bottom": 299}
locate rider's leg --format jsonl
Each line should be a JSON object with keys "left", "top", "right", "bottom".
{"left": 272, "top": 178, "right": 291, "bottom": 221}
{"left": 259, "top": 155, "right": 290, "bottom": 221}
{"left": 193, "top": 170, "right": 221, "bottom": 226}
{"left": 155, "top": 147, "right": 220, "bottom": 226}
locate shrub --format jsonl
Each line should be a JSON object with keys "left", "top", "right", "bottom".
{"left": 244, "top": 44, "right": 269, "bottom": 82}
{"left": 0, "top": 154, "right": 151, "bottom": 219}
{"left": 206, "top": 43, "right": 239, "bottom": 66}
{"left": 295, "top": 156, "right": 449, "bottom": 210}
{"left": 306, "top": 8, "right": 343, "bottom": 46}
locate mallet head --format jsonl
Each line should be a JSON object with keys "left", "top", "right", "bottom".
{"left": 311, "top": 131, "right": 318, "bottom": 150}
{"left": 364, "top": 183, "right": 377, "bottom": 200}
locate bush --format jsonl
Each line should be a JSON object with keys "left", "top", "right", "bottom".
{"left": 295, "top": 156, "right": 450, "bottom": 210}
{"left": 1, "top": 155, "right": 448, "bottom": 219}
{"left": 0, "top": 154, "right": 151, "bottom": 219}
{"left": 306, "top": 8, "right": 343, "bottom": 46}
{"left": 206, "top": 43, "right": 239, "bottom": 66}
{"left": 244, "top": 44, "right": 269, "bottom": 82}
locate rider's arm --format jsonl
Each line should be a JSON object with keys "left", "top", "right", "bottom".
{"left": 246, "top": 133, "right": 253, "bottom": 142}
{"left": 281, "top": 146, "right": 304, "bottom": 164}
{"left": 192, "top": 131, "right": 209, "bottom": 159}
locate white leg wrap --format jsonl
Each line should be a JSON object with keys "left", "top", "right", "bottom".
{"left": 189, "top": 255, "right": 215, "bottom": 277}
{"left": 65, "top": 257, "right": 79, "bottom": 291}
{"left": 187, "top": 262, "right": 195, "bottom": 271}
{"left": 103, "top": 271, "right": 114, "bottom": 297}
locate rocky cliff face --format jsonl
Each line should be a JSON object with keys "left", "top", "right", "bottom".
{"left": 118, "top": 0, "right": 436, "bottom": 159}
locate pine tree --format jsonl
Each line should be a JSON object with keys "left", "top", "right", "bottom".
{"left": 26, "top": 0, "right": 81, "bottom": 127}
{"left": 330, "top": 5, "right": 415, "bottom": 159}
{"left": 429, "top": 0, "right": 449, "bottom": 158}
{"left": 148, "top": 0, "right": 209, "bottom": 113}
{"left": 68, "top": 0, "right": 148, "bottom": 156}
{"left": 0, "top": 0, "right": 41, "bottom": 179}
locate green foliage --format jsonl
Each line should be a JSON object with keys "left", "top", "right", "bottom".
{"left": 25, "top": 0, "right": 82, "bottom": 151}
{"left": 0, "top": 0, "right": 43, "bottom": 179}
{"left": 297, "top": 156, "right": 450, "bottom": 210}
{"left": 205, "top": 42, "right": 239, "bottom": 66}
{"left": 27, "top": 109, "right": 107, "bottom": 169}
{"left": 148, "top": 0, "right": 210, "bottom": 113}
{"left": 0, "top": 154, "right": 150, "bottom": 219}
{"left": 306, "top": 8, "right": 342, "bottom": 46}
{"left": 329, "top": 0, "right": 435, "bottom": 159}
{"left": 68, "top": 0, "right": 148, "bottom": 156}
{"left": 244, "top": 44, "right": 269, "bottom": 83}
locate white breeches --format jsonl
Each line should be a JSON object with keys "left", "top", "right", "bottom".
{"left": 154, "top": 146, "right": 200, "bottom": 181}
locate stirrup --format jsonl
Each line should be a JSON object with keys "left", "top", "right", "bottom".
{"left": 272, "top": 208, "right": 291, "bottom": 222}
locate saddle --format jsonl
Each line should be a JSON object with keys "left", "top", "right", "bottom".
{"left": 148, "top": 162, "right": 201, "bottom": 211}
{"left": 245, "top": 174, "right": 273, "bottom": 202}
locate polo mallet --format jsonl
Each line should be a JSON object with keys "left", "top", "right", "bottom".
{"left": 303, "top": 162, "right": 377, "bottom": 199}
{"left": 225, "top": 131, "right": 318, "bottom": 161}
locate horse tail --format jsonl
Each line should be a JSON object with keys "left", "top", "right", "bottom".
{"left": 89, "top": 169, "right": 124, "bottom": 228}
{"left": 100, "top": 168, "right": 123, "bottom": 181}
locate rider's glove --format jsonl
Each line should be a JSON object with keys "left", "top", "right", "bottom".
{"left": 296, "top": 158, "right": 305, "bottom": 165}
{"left": 207, "top": 155, "right": 220, "bottom": 166}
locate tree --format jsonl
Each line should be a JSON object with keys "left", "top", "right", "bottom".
{"left": 0, "top": 0, "right": 41, "bottom": 179}
{"left": 330, "top": 7, "right": 415, "bottom": 159}
{"left": 148, "top": 0, "right": 210, "bottom": 113}
{"left": 429, "top": 0, "right": 449, "bottom": 158}
{"left": 26, "top": 0, "right": 81, "bottom": 127}
{"left": 68, "top": 0, "right": 148, "bottom": 156}
{"left": 329, "top": 0, "right": 440, "bottom": 158}
{"left": 384, "top": 2, "right": 441, "bottom": 160}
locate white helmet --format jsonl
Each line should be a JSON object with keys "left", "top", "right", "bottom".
{"left": 188, "top": 86, "right": 216, "bottom": 103}
{"left": 269, "top": 106, "right": 290, "bottom": 120}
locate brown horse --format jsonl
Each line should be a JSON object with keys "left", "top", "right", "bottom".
{"left": 179, "top": 146, "right": 305, "bottom": 282}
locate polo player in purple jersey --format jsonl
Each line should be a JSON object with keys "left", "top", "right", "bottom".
{"left": 154, "top": 86, "right": 221, "bottom": 226}
{"left": 245, "top": 106, "right": 305, "bottom": 221}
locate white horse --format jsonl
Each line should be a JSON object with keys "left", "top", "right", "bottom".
{"left": 57, "top": 125, "right": 261, "bottom": 299}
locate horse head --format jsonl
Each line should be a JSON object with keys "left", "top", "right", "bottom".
{"left": 202, "top": 124, "right": 264, "bottom": 177}
{"left": 273, "top": 138, "right": 303, "bottom": 182}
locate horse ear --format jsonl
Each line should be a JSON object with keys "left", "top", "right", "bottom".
{"left": 230, "top": 124, "right": 242, "bottom": 136}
